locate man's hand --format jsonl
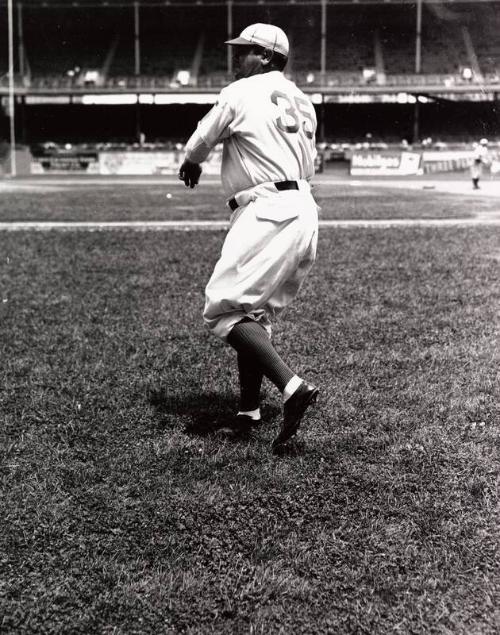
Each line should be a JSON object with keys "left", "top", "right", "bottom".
{"left": 179, "top": 160, "right": 202, "bottom": 189}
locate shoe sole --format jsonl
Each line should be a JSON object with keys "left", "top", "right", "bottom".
{"left": 272, "top": 388, "right": 319, "bottom": 449}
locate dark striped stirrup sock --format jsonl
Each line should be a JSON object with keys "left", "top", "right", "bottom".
{"left": 227, "top": 319, "right": 295, "bottom": 393}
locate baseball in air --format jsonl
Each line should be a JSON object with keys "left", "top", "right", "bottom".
{"left": 166, "top": 193, "right": 172, "bottom": 199}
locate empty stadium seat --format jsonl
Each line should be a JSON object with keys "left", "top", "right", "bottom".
{"left": 0, "top": 2, "right": 497, "bottom": 89}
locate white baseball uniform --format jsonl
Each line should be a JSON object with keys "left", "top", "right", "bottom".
{"left": 471, "top": 143, "right": 490, "bottom": 179}
{"left": 185, "top": 70, "right": 319, "bottom": 341}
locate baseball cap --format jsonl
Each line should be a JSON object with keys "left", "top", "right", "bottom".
{"left": 479, "top": 138, "right": 489, "bottom": 145}
{"left": 225, "top": 23, "right": 289, "bottom": 58}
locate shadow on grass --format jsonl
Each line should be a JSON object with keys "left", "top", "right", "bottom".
{"left": 146, "top": 386, "right": 281, "bottom": 439}
{"left": 271, "top": 439, "right": 307, "bottom": 458}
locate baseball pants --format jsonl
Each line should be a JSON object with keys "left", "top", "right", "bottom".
{"left": 471, "top": 162, "right": 483, "bottom": 179}
{"left": 203, "top": 181, "right": 318, "bottom": 342}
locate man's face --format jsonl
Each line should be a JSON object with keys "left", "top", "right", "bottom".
{"left": 232, "top": 46, "right": 265, "bottom": 80}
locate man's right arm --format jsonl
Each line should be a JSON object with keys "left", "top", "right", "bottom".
{"left": 185, "top": 131, "right": 213, "bottom": 164}
{"left": 179, "top": 95, "right": 235, "bottom": 188}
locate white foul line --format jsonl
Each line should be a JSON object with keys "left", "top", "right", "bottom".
{"left": 0, "top": 220, "right": 228, "bottom": 231}
{"left": 1, "top": 217, "right": 500, "bottom": 231}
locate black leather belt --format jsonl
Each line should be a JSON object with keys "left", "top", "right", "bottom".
{"left": 228, "top": 180, "right": 299, "bottom": 212}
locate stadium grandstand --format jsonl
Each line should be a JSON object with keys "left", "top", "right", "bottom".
{"left": 0, "top": 0, "right": 499, "bottom": 173}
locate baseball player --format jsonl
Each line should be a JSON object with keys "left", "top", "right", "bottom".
{"left": 471, "top": 138, "right": 490, "bottom": 190}
{"left": 178, "top": 23, "right": 319, "bottom": 452}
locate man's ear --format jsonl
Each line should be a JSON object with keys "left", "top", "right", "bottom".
{"left": 261, "top": 49, "right": 274, "bottom": 67}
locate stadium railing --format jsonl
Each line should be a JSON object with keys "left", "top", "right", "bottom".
{"left": 1, "top": 71, "right": 498, "bottom": 91}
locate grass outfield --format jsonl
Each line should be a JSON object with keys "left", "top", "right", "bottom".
{"left": 1, "top": 186, "right": 500, "bottom": 632}
{"left": 2, "top": 179, "right": 500, "bottom": 222}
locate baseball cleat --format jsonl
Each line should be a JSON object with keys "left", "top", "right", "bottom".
{"left": 216, "top": 414, "right": 261, "bottom": 439}
{"left": 272, "top": 382, "right": 319, "bottom": 451}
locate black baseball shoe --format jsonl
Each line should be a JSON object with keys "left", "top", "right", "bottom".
{"left": 216, "top": 414, "right": 261, "bottom": 439}
{"left": 272, "top": 382, "right": 319, "bottom": 451}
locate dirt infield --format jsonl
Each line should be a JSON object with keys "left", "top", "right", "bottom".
{"left": 1, "top": 172, "right": 500, "bottom": 198}
{"left": 0, "top": 173, "right": 498, "bottom": 230}
{"left": 343, "top": 178, "right": 500, "bottom": 199}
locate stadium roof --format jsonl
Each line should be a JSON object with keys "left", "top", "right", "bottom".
{"left": 0, "top": 0, "right": 499, "bottom": 6}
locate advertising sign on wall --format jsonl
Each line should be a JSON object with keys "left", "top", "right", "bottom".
{"left": 350, "top": 150, "right": 422, "bottom": 176}
{"left": 31, "top": 154, "right": 100, "bottom": 174}
{"left": 99, "top": 152, "right": 177, "bottom": 175}
{"left": 98, "top": 147, "right": 222, "bottom": 176}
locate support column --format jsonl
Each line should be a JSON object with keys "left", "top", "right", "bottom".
{"left": 20, "top": 95, "right": 27, "bottom": 145}
{"left": 413, "top": 98, "right": 420, "bottom": 144}
{"left": 8, "top": 0, "right": 16, "bottom": 176}
{"left": 320, "top": 0, "right": 327, "bottom": 80}
{"left": 134, "top": 1, "right": 141, "bottom": 77}
{"left": 415, "top": 0, "right": 422, "bottom": 74}
{"left": 17, "top": 2, "right": 24, "bottom": 78}
{"left": 413, "top": 0, "right": 423, "bottom": 144}
{"left": 319, "top": 97, "right": 325, "bottom": 143}
{"left": 227, "top": 0, "right": 233, "bottom": 75}
{"left": 135, "top": 95, "right": 142, "bottom": 144}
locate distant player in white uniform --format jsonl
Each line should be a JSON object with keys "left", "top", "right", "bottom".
{"left": 471, "top": 138, "right": 490, "bottom": 190}
{"left": 178, "top": 24, "right": 319, "bottom": 452}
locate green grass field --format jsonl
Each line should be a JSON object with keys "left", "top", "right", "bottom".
{"left": 1, "top": 181, "right": 499, "bottom": 633}
{"left": 2, "top": 177, "right": 500, "bottom": 222}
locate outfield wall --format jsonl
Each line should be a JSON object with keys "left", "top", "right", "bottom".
{"left": 2, "top": 146, "right": 499, "bottom": 177}
{"left": 348, "top": 149, "right": 491, "bottom": 176}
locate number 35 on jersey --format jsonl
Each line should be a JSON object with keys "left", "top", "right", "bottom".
{"left": 271, "top": 90, "right": 315, "bottom": 140}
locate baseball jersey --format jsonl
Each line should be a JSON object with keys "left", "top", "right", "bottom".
{"left": 474, "top": 144, "right": 490, "bottom": 163}
{"left": 185, "top": 70, "right": 317, "bottom": 198}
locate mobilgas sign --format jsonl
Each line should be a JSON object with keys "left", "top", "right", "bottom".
{"left": 350, "top": 151, "right": 422, "bottom": 176}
